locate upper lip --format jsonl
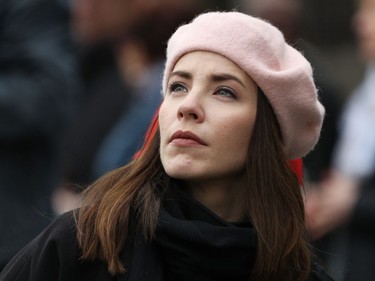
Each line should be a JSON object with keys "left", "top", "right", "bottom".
{"left": 170, "top": 130, "right": 207, "bottom": 145}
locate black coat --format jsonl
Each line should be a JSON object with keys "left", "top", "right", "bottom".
{"left": 0, "top": 212, "right": 137, "bottom": 281}
{"left": 0, "top": 0, "right": 81, "bottom": 268}
{"left": 0, "top": 208, "right": 334, "bottom": 281}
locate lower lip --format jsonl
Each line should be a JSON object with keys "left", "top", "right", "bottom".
{"left": 171, "top": 138, "right": 204, "bottom": 146}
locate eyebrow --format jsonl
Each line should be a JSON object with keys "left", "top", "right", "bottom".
{"left": 170, "top": 71, "right": 192, "bottom": 80}
{"left": 210, "top": 73, "right": 246, "bottom": 88}
{"left": 170, "top": 71, "right": 246, "bottom": 88}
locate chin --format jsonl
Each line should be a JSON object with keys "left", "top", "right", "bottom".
{"left": 164, "top": 166, "right": 201, "bottom": 181}
{"left": 165, "top": 169, "right": 194, "bottom": 179}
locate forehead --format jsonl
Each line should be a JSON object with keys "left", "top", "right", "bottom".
{"left": 170, "top": 51, "right": 258, "bottom": 98}
{"left": 171, "top": 51, "right": 255, "bottom": 84}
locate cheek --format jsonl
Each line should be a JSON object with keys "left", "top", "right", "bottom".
{"left": 158, "top": 102, "right": 171, "bottom": 139}
{"left": 217, "top": 115, "right": 255, "bottom": 155}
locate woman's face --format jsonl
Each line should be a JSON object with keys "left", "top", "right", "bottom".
{"left": 159, "top": 51, "right": 258, "bottom": 186}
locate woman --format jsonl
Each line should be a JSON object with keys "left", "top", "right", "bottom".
{"left": 0, "top": 11, "right": 329, "bottom": 281}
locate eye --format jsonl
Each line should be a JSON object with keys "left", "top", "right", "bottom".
{"left": 214, "top": 87, "right": 237, "bottom": 99}
{"left": 168, "top": 82, "right": 188, "bottom": 94}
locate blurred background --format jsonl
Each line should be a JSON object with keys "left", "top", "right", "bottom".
{"left": 1, "top": 0, "right": 373, "bottom": 280}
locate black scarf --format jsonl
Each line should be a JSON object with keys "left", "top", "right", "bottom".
{"left": 123, "top": 182, "right": 332, "bottom": 281}
{"left": 154, "top": 182, "right": 257, "bottom": 281}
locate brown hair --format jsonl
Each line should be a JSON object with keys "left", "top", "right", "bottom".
{"left": 246, "top": 90, "right": 311, "bottom": 280}
{"left": 76, "top": 89, "right": 311, "bottom": 280}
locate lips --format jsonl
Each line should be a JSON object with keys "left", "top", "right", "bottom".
{"left": 170, "top": 130, "right": 207, "bottom": 146}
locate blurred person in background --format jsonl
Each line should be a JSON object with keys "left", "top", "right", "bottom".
{"left": 0, "top": 0, "right": 80, "bottom": 270}
{"left": 51, "top": 0, "right": 148, "bottom": 211}
{"left": 306, "top": 0, "right": 375, "bottom": 279}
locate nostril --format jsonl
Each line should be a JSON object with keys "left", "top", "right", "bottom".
{"left": 190, "top": 113, "right": 198, "bottom": 120}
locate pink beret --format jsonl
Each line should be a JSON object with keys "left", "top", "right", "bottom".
{"left": 162, "top": 11, "right": 325, "bottom": 159}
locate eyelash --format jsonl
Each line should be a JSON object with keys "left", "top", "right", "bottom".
{"left": 168, "top": 82, "right": 237, "bottom": 99}
{"left": 214, "top": 87, "right": 237, "bottom": 99}
{"left": 168, "top": 82, "right": 187, "bottom": 93}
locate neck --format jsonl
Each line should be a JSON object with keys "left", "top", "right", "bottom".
{"left": 185, "top": 176, "right": 248, "bottom": 223}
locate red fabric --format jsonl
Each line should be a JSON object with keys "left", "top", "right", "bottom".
{"left": 135, "top": 109, "right": 303, "bottom": 184}
{"left": 289, "top": 158, "right": 303, "bottom": 185}
{"left": 133, "top": 109, "right": 159, "bottom": 160}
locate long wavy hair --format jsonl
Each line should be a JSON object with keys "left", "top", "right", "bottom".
{"left": 76, "top": 89, "right": 311, "bottom": 280}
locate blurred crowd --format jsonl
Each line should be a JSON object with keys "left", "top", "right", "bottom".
{"left": 1, "top": 0, "right": 375, "bottom": 280}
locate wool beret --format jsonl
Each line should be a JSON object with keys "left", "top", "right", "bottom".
{"left": 162, "top": 11, "right": 325, "bottom": 159}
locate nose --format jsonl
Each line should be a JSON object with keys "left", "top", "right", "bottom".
{"left": 177, "top": 92, "right": 204, "bottom": 122}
